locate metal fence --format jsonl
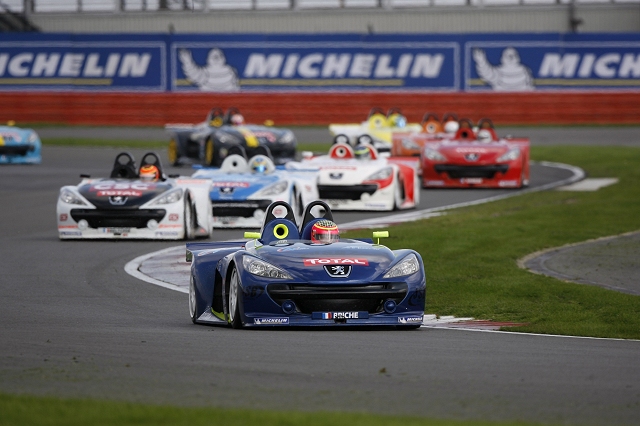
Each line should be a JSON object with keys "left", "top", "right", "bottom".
{"left": 2, "top": 0, "right": 637, "bottom": 13}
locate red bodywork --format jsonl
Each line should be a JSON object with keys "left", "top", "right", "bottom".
{"left": 420, "top": 137, "right": 530, "bottom": 188}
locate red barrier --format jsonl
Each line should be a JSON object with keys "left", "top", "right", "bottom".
{"left": 2, "top": 92, "right": 640, "bottom": 126}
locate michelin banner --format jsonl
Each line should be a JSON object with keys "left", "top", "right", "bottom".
{"left": 1, "top": 33, "right": 639, "bottom": 92}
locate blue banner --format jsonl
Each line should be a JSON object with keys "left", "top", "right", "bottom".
{"left": 1, "top": 33, "right": 639, "bottom": 92}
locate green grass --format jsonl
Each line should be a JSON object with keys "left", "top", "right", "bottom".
{"left": 0, "top": 393, "right": 540, "bottom": 426}
{"left": 345, "top": 145, "right": 640, "bottom": 339}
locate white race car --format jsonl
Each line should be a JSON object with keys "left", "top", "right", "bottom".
{"left": 300, "top": 143, "right": 420, "bottom": 211}
{"left": 191, "top": 153, "right": 319, "bottom": 228}
{"left": 57, "top": 152, "right": 214, "bottom": 240}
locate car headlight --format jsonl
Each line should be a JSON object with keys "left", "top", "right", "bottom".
{"left": 383, "top": 254, "right": 420, "bottom": 278}
{"left": 401, "top": 138, "right": 420, "bottom": 150}
{"left": 150, "top": 188, "right": 183, "bottom": 205}
{"left": 28, "top": 132, "right": 39, "bottom": 144}
{"left": 217, "top": 132, "right": 241, "bottom": 144}
{"left": 255, "top": 180, "right": 289, "bottom": 196}
{"left": 423, "top": 147, "right": 446, "bottom": 161}
{"left": 60, "top": 188, "right": 88, "bottom": 206}
{"left": 243, "top": 256, "right": 292, "bottom": 279}
{"left": 366, "top": 167, "right": 393, "bottom": 181}
{"left": 497, "top": 147, "right": 521, "bottom": 162}
{"left": 279, "top": 131, "right": 296, "bottom": 144}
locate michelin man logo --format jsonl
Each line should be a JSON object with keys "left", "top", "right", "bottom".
{"left": 473, "top": 47, "right": 534, "bottom": 92}
{"left": 179, "top": 48, "right": 240, "bottom": 92}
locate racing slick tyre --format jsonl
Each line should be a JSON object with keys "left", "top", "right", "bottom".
{"left": 189, "top": 274, "right": 199, "bottom": 324}
{"left": 168, "top": 138, "right": 179, "bottom": 166}
{"left": 204, "top": 137, "right": 215, "bottom": 167}
{"left": 333, "top": 134, "right": 350, "bottom": 145}
{"left": 292, "top": 187, "right": 304, "bottom": 223}
{"left": 183, "top": 195, "right": 196, "bottom": 240}
{"left": 394, "top": 173, "right": 406, "bottom": 210}
{"left": 521, "top": 161, "right": 530, "bottom": 188}
{"left": 357, "top": 134, "right": 374, "bottom": 146}
{"left": 228, "top": 266, "right": 244, "bottom": 329}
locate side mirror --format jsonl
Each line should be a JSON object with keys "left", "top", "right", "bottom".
{"left": 186, "top": 249, "right": 193, "bottom": 263}
{"left": 244, "top": 231, "right": 261, "bottom": 240}
{"left": 372, "top": 231, "right": 389, "bottom": 245}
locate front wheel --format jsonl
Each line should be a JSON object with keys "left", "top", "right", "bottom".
{"left": 189, "top": 274, "right": 198, "bottom": 324}
{"left": 394, "top": 173, "right": 406, "bottom": 210}
{"left": 357, "top": 134, "right": 374, "bottom": 146}
{"left": 168, "top": 138, "right": 179, "bottom": 166}
{"left": 183, "top": 196, "right": 196, "bottom": 240}
{"left": 228, "top": 267, "right": 244, "bottom": 329}
{"left": 204, "top": 137, "right": 215, "bottom": 166}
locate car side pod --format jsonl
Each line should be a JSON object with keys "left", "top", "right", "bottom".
{"left": 373, "top": 231, "right": 389, "bottom": 245}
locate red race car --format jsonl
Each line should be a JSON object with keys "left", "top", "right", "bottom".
{"left": 416, "top": 118, "right": 530, "bottom": 189}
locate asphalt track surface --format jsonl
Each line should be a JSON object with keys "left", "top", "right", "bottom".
{"left": 1, "top": 130, "right": 640, "bottom": 425}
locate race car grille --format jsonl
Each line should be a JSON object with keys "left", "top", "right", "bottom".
{"left": 70, "top": 209, "right": 166, "bottom": 228}
{"left": 267, "top": 283, "right": 408, "bottom": 314}
{"left": 0, "top": 145, "right": 32, "bottom": 156}
{"left": 434, "top": 164, "right": 509, "bottom": 179}
{"left": 318, "top": 184, "right": 378, "bottom": 200}
{"left": 211, "top": 200, "right": 272, "bottom": 218}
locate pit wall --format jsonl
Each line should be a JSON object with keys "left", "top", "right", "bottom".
{"left": 2, "top": 33, "right": 640, "bottom": 126}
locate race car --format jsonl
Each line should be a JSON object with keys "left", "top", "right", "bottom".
{"left": 190, "top": 150, "right": 319, "bottom": 229}
{"left": 329, "top": 107, "right": 422, "bottom": 153}
{"left": 419, "top": 119, "right": 530, "bottom": 188}
{"left": 187, "top": 200, "right": 426, "bottom": 328}
{"left": 0, "top": 122, "right": 42, "bottom": 164}
{"left": 57, "top": 152, "right": 214, "bottom": 240}
{"left": 391, "top": 114, "right": 472, "bottom": 158}
{"left": 299, "top": 143, "right": 420, "bottom": 211}
{"left": 165, "top": 107, "right": 297, "bottom": 167}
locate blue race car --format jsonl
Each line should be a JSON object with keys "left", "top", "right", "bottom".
{"left": 187, "top": 200, "right": 426, "bottom": 329}
{"left": 0, "top": 122, "right": 42, "bottom": 164}
{"left": 191, "top": 151, "right": 319, "bottom": 229}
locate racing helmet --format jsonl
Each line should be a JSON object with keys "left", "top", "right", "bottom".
{"left": 310, "top": 219, "right": 340, "bottom": 244}
{"left": 139, "top": 164, "right": 160, "bottom": 181}
{"left": 249, "top": 155, "right": 268, "bottom": 174}
{"left": 231, "top": 113, "right": 245, "bottom": 125}
{"left": 477, "top": 129, "right": 493, "bottom": 143}
{"left": 354, "top": 144, "right": 372, "bottom": 160}
{"left": 444, "top": 120, "right": 459, "bottom": 134}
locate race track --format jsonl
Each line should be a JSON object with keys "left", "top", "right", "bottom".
{"left": 1, "top": 137, "right": 639, "bottom": 425}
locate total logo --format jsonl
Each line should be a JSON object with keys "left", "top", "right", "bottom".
{"left": 303, "top": 258, "right": 369, "bottom": 266}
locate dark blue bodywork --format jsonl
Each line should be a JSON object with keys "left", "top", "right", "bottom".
{"left": 187, "top": 201, "right": 425, "bottom": 328}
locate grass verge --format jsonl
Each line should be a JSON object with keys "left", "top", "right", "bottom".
{"left": 345, "top": 145, "right": 640, "bottom": 339}
{"left": 0, "top": 393, "right": 540, "bottom": 426}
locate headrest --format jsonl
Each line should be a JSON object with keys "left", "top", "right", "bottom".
{"left": 220, "top": 154, "right": 248, "bottom": 173}
{"left": 110, "top": 152, "right": 138, "bottom": 179}
{"left": 328, "top": 143, "right": 354, "bottom": 159}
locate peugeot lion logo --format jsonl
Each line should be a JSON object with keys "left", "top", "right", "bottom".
{"left": 220, "top": 187, "right": 234, "bottom": 194}
{"left": 324, "top": 265, "right": 351, "bottom": 277}
{"left": 464, "top": 153, "right": 480, "bottom": 162}
{"left": 329, "top": 172, "right": 343, "bottom": 180}
{"left": 109, "top": 196, "right": 127, "bottom": 205}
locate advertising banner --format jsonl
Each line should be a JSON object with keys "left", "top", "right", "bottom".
{"left": 1, "top": 33, "right": 639, "bottom": 93}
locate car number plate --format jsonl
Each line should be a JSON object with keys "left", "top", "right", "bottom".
{"left": 312, "top": 311, "right": 369, "bottom": 320}
{"left": 105, "top": 227, "right": 131, "bottom": 235}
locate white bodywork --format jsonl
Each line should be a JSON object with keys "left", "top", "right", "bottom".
{"left": 300, "top": 154, "right": 419, "bottom": 212}
{"left": 57, "top": 177, "right": 214, "bottom": 240}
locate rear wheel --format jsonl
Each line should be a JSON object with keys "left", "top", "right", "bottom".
{"left": 168, "top": 138, "right": 179, "bottom": 166}
{"left": 204, "top": 137, "right": 215, "bottom": 166}
{"left": 228, "top": 267, "right": 244, "bottom": 329}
